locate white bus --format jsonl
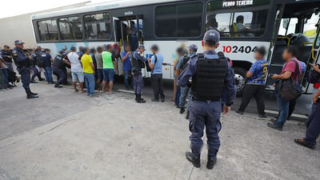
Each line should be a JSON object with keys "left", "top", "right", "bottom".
{"left": 31, "top": 0, "right": 320, "bottom": 96}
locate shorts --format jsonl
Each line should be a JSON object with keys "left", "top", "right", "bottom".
{"left": 103, "top": 68, "right": 115, "bottom": 82}
{"left": 97, "top": 69, "right": 103, "bottom": 80}
{"left": 72, "top": 72, "right": 84, "bottom": 82}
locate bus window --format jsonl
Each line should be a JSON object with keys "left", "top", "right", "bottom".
{"left": 303, "top": 14, "right": 319, "bottom": 42}
{"left": 278, "top": 18, "right": 298, "bottom": 36}
{"left": 84, "top": 13, "right": 112, "bottom": 40}
{"left": 59, "top": 16, "right": 83, "bottom": 40}
{"left": 207, "top": 0, "right": 269, "bottom": 38}
{"left": 37, "top": 19, "right": 59, "bottom": 41}
{"left": 155, "top": 2, "right": 203, "bottom": 38}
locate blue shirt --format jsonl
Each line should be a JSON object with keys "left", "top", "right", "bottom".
{"left": 247, "top": 60, "right": 269, "bottom": 85}
{"left": 42, "top": 53, "right": 52, "bottom": 67}
{"left": 300, "top": 61, "right": 306, "bottom": 74}
{"left": 121, "top": 51, "right": 132, "bottom": 71}
{"left": 151, "top": 53, "right": 164, "bottom": 74}
{"left": 178, "top": 50, "right": 236, "bottom": 105}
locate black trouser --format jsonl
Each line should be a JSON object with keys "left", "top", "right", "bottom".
{"left": 288, "top": 99, "right": 296, "bottom": 120}
{"left": 53, "top": 67, "right": 66, "bottom": 85}
{"left": 238, "top": 84, "right": 265, "bottom": 115}
{"left": 151, "top": 74, "right": 165, "bottom": 100}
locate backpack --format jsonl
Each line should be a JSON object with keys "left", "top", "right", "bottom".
{"left": 277, "top": 60, "right": 302, "bottom": 101}
{"left": 181, "top": 55, "right": 190, "bottom": 71}
{"left": 308, "top": 64, "right": 320, "bottom": 84}
{"left": 37, "top": 53, "right": 46, "bottom": 67}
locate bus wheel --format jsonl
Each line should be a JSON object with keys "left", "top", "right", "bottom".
{"left": 234, "top": 67, "right": 246, "bottom": 97}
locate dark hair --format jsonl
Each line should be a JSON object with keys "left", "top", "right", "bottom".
{"left": 97, "top": 46, "right": 103, "bottom": 52}
{"left": 70, "top": 47, "right": 76, "bottom": 52}
{"left": 204, "top": 40, "right": 217, "bottom": 47}
{"left": 151, "top": 44, "right": 159, "bottom": 51}
{"left": 286, "top": 46, "right": 299, "bottom": 57}
{"left": 82, "top": 47, "right": 89, "bottom": 53}
{"left": 90, "top": 48, "right": 96, "bottom": 54}
{"left": 176, "top": 47, "right": 184, "bottom": 54}
{"left": 44, "top": 48, "right": 50, "bottom": 52}
{"left": 255, "top": 46, "right": 267, "bottom": 57}
{"left": 236, "top": 15, "right": 244, "bottom": 23}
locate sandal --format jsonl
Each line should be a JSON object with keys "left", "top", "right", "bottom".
{"left": 294, "top": 138, "right": 316, "bottom": 150}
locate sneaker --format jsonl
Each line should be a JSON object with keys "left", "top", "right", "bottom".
{"left": 236, "top": 110, "right": 244, "bottom": 115}
{"left": 27, "top": 94, "right": 39, "bottom": 99}
{"left": 185, "top": 152, "right": 200, "bottom": 168}
{"left": 267, "top": 122, "right": 283, "bottom": 131}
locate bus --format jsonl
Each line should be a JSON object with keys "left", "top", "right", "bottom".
{"left": 31, "top": 0, "right": 320, "bottom": 96}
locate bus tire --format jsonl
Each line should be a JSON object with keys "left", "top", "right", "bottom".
{"left": 234, "top": 67, "right": 246, "bottom": 97}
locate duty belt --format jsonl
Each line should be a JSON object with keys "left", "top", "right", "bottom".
{"left": 192, "top": 97, "right": 221, "bottom": 103}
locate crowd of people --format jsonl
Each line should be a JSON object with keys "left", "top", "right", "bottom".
{"left": 0, "top": 29, "right": 320, "bottom": 169}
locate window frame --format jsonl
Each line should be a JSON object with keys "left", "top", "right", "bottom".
{"left": 154, "top": 1, "right": 205, "bottom": 40}
{"left": 206, "top": 1, "right": 271, "bottom": 40}
{"left": 36, "top": 19, "right": 60, "bottom": 42}
{"left": 58, "top": 15, "right": 84, "bottom": 42}
{"left": 83, "top": 12, "right": 113, "bottom": 41}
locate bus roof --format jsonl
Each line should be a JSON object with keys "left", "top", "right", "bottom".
{"left": 31, "top": 0, "right": 183, "bottom": 20}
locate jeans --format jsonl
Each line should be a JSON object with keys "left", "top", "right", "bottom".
{"left": 31, "top": 66, "right": 38, "bottom": 81}
{"left": 175, "top": 86, "right": 181, "bottom": 106}
{"left": 1, "top": 69, "right": 9, "bottom": 87}
{"left": 124, "top": 70, "right": 133, "bottom": 88}
{"left": 0, "top": 70, "right": 5, "bottom": 89}
{"left": 304, "top": 100, "right": 320, "bottom": 146}
{"left": 275, "top": 91, "right": 290, "bottom": 127}
{"left": 7, "top": 62, "right": 13, "bottom": 72}
{"left": 151, "top": 74, "right": 165, "bottom": 100}
{"left": 179, "top": 86, "right": 190, "bottom": 108}
{"left": 44, "top": 67, "right": 53, "bottom": 83}
{"left": 238, "top": 84, "right": 266, "bottom": 115}
{"left": 84, "top": 73, "right": 95, "bottom": 95}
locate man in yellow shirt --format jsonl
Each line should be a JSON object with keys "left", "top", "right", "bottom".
{"left": 81, "top": 47, "right": 95, "bottom": 97}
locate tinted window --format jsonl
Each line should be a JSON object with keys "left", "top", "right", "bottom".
{"left": 155, "top": 2, "right": 203, "bottom": 38}
{"left": 59, "top": 16, "right": 83, "bottom": 40}
{"left": 37, "top": 19, "right": 59, "bottom": 41}
{"left": 207, "top": 0, "right": 270, "bottom": 38}
{"left": 84, "top": 13, "right": 112, "bottom": 40}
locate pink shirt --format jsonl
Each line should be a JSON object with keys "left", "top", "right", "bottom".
{"left": 281, "top": 57, "right": 302, "bottom": 81}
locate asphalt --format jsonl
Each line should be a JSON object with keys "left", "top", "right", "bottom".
{"left": 0, "top": 80, "right": 319, "bottom": 180}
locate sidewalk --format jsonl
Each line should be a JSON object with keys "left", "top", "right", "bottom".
{"left": 0, "top": 84, "right": 319, "bottom": 180}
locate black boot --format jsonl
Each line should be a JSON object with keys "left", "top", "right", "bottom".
{"left": 135, "top": 94, "right": 138, "bottom": 102}
{"left": 180, "top": 107, "right": 185, "bottom": 114}
{"left": 55, "top": 84, "right": 63, "bottom": 88}
{"left": 206, "top": 156, "right": 217, "bottom": 170}
{"left": 160, "top": 95, "right": 165, "bottom": 102}
{"left": 27, "top": 92, "right": 39, "bottom": 99}
{"left": 30, "top": 92, "right": 38, "bottom": 95}
{"left": 136, "top": 94, "right": 146, "bottom": 103}
{"left": 186, "top": 111, "right": 190, "bottom": 120}
{"left": 185, "top": 152, "right": 200, "bottom": 168}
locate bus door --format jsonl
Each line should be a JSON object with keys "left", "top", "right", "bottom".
{"left": 265, "top": 4, "right": 285, "bottom": 90}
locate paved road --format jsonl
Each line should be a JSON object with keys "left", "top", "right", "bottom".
{"left": 0, "top": 82, "right": 319, "bottom": 180}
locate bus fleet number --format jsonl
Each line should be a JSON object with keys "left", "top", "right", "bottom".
{"left": 223, "top": 46, "right": 257, "bottom": 54}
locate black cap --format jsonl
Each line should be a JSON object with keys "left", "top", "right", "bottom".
{"left": 203, "top": 30, "right": 220, "bottom": 44}
{"left": 4, "top": 45, "right": 10, "bottom": 48}
{"left": 14, "top": 40, "right": 25, "bottom": 45}
{"left": 138, "top": 44, "right": 145, "bottom": 51}
{"left": 187, "top": 44, "right": 198, "bottom": 52}
{"left": 150, "top": 44, "right": 159, "bottom": 51}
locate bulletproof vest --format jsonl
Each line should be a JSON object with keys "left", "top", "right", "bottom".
{"left": 52, "top": 54, "right": 64, "bottom": 69}
{"left": 1, "top": 50, "right": 13, "bottom": 63}
{"left": 181, "top": 54, "right": 197, "bottom": 71}
{"left": 192, "top": 52, "right": 228, "bottom": 101}
{"left": 13, "top": 48, "right": 30, "bottom": 68}
{"left": 131, "top": 52, "right": 144, "bottom": 72}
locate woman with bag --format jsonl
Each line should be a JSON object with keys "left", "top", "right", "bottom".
{"left": 268, "top": 46, "right": 302, "bottom": 131}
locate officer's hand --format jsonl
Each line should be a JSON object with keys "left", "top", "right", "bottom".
{"left": 223, "top": 105, "right": 231, "bottom": 115}
{"left": 28, "top": 55, "right": 32, "bottom": 60}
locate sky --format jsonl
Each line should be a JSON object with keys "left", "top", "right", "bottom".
{"left": 0, "top": 0, "right": 111, "bottom": 19}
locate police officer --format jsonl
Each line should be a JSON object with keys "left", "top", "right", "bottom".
{"left": 12, "top": 40, "right": 38, "bottom": 99}
{"left": 31, "top": 46, "right": 45, "bottom": 82}
{"left": 178, "top": 30, "right": 236, "bottom": 169}
{"left": 0, "top": 45, "right": 13, "bottom": 71}
{"left": 131, "top": 45, "right": 147, "bottom": 103}
{"left": 52, "top": 50, "right": 70, "bottom": 88}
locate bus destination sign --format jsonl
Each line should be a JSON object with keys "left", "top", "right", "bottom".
{"left": 222, "top": 0, "right": 253, "bottom": 8}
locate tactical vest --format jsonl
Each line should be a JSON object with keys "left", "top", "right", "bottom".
{"left": 131, "top": 52, "right": 144, "bottom": 72}
{"left": 13, "top": 48, "right": 30, "bottom": 68}
{"left": 52, "top": 54, "right": 64, "bottom": 69}
{"left": 192, "top": 52, "right": 228, "bottom": 101}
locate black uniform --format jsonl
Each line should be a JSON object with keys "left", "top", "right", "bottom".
{"left": 52, "top": 53, "right": 67, "bottom": 87}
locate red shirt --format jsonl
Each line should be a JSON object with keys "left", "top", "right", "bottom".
{"left": 281, "top": 58, "right": 302, "bottom": 81}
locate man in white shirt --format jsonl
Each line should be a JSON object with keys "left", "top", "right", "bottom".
{"left": 67, "top": 47, "right": 84, "bottom": 93}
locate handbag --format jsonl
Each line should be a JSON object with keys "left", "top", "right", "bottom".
{"left": 278, "top": 60, "right": 302, "bottom": 101}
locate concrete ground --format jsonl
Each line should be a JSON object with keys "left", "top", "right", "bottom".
{"left": 0, "top": 82, "right": 319, "bottom": 180}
